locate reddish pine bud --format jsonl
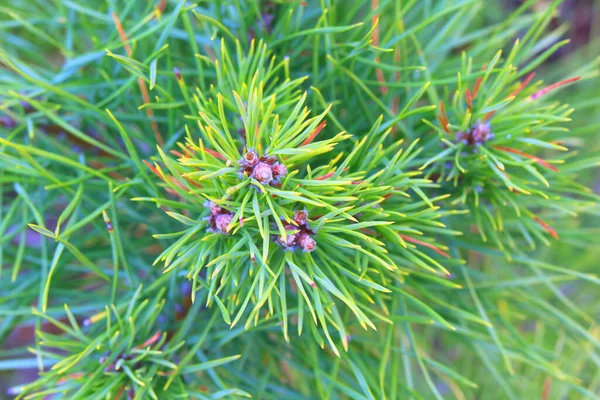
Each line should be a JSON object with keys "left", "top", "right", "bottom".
{"left": 297, "top": 232, "right": 316, "bottom": 252}
{"left": 272, "top": 162, "right": 287, "bottom": 178}
{"left": 261, "top": 155, "right": 278, "bottom": 165}
{"left": 275, "top": 212, "right": 316, "bottom": 251}
{"left": 456, "top": 131, "right": 469, "bottom": 144}
{"left": 242, "top": 150, "right": 259, "bottom": 167}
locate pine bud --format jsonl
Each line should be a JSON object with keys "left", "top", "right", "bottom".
{"left": 278, "top": 225, "right": 298, "bottom": 248}
{"left": 293, "top": 210, "right": 308, "bottom": 226}
{"left": 251, "top": 162, "right": 274, "bottom": 184}
{"left": 272, "top": 162, "right": 288, "bottom": 179}
{"left": 456, "top": 131, "right": 469, "bottom": 144}
{"left": 471, "top": 122, "right": 493, "bottom": 144}
{"left": 205, "top": 201, "right": 234, "bottom": 235}
{"left": 239, "top": 151, "right": 287, "bottom": 186}
{"left": 205, "top": 201, "right": 222, "bottom": 215}
{"left": 297, "top": 232, "right": 316, "bottom": 252}
{"left": 262, "top": 155, "right": 278, "bottom": 165}
{"left": 242, "top": 150, "right": 259, "bottom": 167}
{"left": 214, "top": 213, "right": 233, "bottom": 234}
{"left": 455, "top": 122, "right": 494, "bottom": 146}
{"left": 275, "top": 212, "right": 316, "bottom": 252}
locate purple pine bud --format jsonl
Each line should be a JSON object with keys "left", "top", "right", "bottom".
{"left": 278, "top": 225, "right": 298, "bottom": 248}
{"left": 252, "top": 162, "right": 273, "bottom": 184}
{"left": 455, "top": 122, "right": 493, "bottom": 147}
{"left": 456, "top": 131, "right": 469, "bottom": 145}
{"left": 272, "top": 162, "right": 287, "bottom": 179}
{"left": 205, "top": 201, "right": 222, "bottom": 215}
{"left": 297, "top": 232, "right": 316, "bottom": 252}
{"left": 239, "top": 151, "right": 287, "bottom": 187}
{"left": 275, "top": 211, "right": 316, "bottom": 251}
{"left": 205, "top": 201, "right": 234, "bottom": 235}
{"left": 278, "top": 234, "right": 297, "bottom": 248}
{"left": 293, "top": 210, "right": 308, "bottom": 226}
{"left": 214, "top": 213, "right": 233, "bottom": 234}
{"left": 471, "top": 122, "right": 492, "bottom": 144}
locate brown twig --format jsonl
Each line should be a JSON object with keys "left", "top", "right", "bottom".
{"left": 112, "top": 12, "right": 164, "bottom": 146}
{"left": 400, "top": 234, "right": 450, "bottom": 258}
{"left": 371, "top": 1, "right": 388, "bottom": 96}
{"left": 301, "top": 121, "right": 326, "bottom": 146}
{"left": 530, "top": 76, "right": 580, "bottom": 100}
{"left": 533, "top": 216, "right": 559, "bottom": 239}
{"left": 493, "top": 145, "right": 559, "bottom": 172}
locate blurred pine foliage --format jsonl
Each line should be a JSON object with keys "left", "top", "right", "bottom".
{"left": 0, "top": 0, "right": 599, "bottom": 399}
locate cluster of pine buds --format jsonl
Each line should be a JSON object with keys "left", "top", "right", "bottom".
{"left": 277, "top": 210, "right": 316, "bottom": 252}
{"left": 205, "top": 201, "right": 234, "bottom": 235}
{"left": 239, "top": 149, "right": 287, "bottom": 186}
{"left": 456, "top": 121, "right": 494, "bottom": 146}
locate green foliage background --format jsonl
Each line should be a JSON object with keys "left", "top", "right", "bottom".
{"left": 0, "top": 0, "right": 599, "bottom": 399}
